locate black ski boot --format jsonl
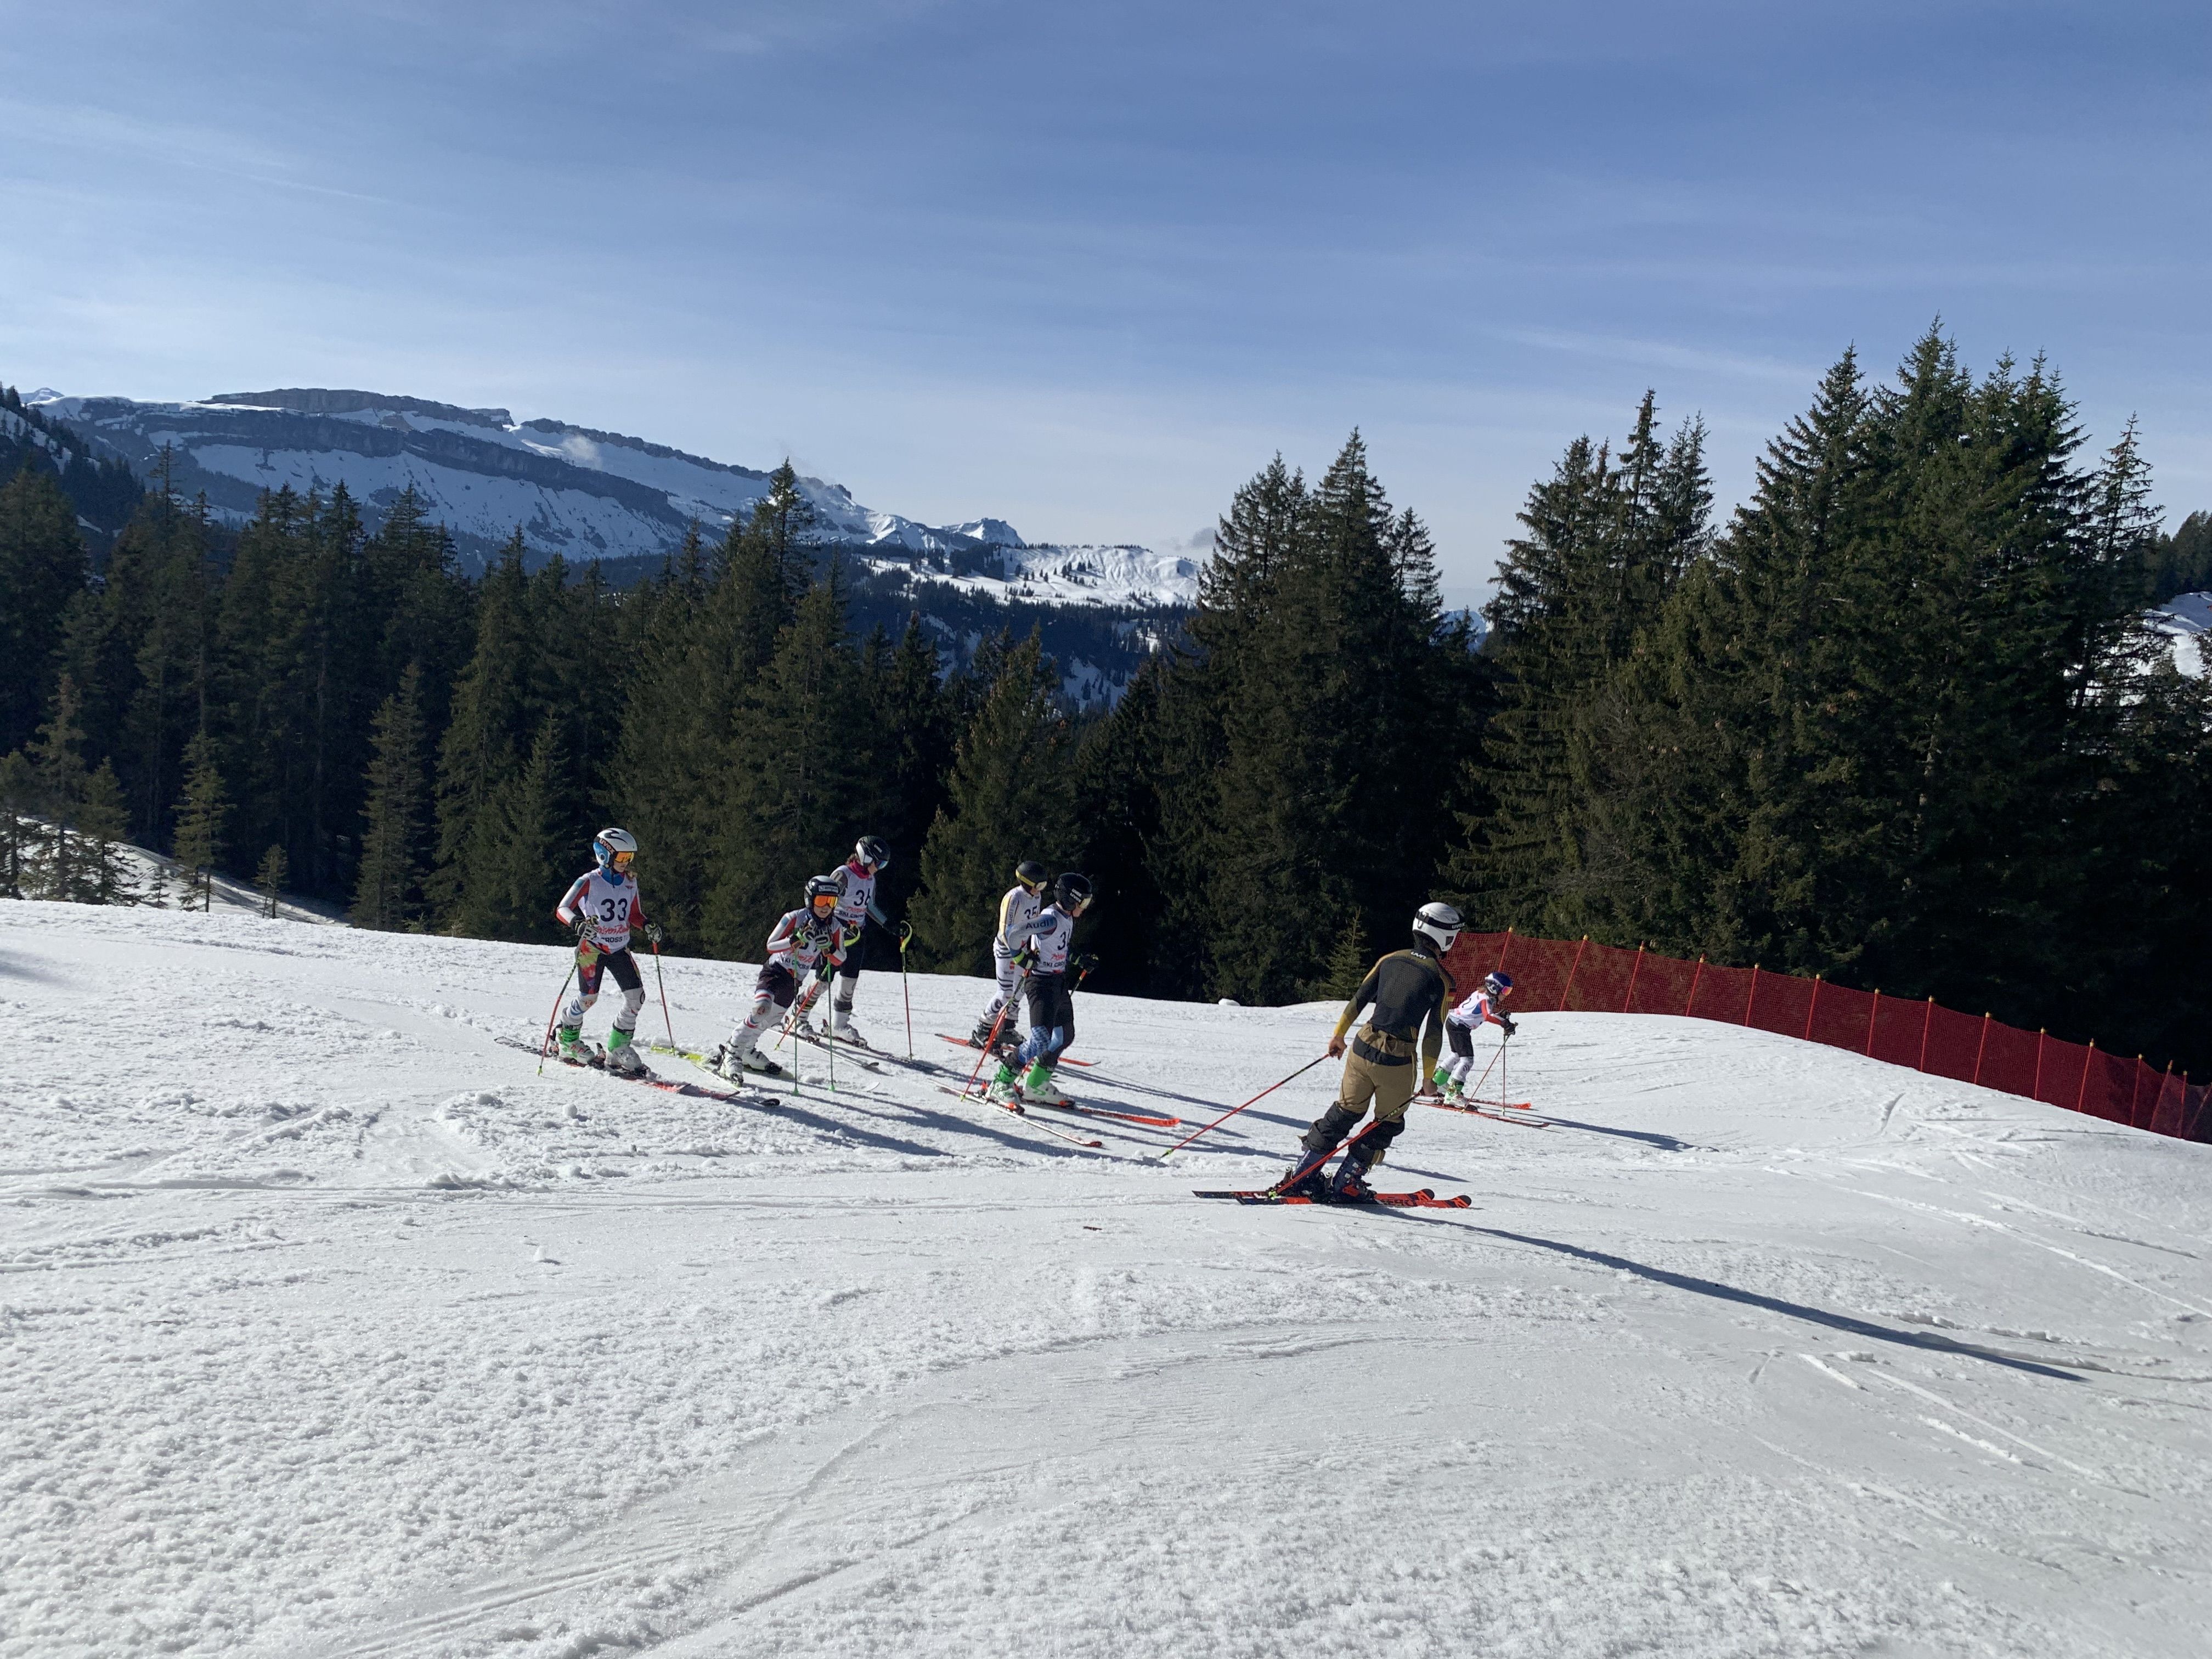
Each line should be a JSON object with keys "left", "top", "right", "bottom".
{"left": 1327, "top": 1115, "right": 1405, "bottom": 1202}
{"left": 1280, "top": 1104, "right": 1361, "bottom": 1197}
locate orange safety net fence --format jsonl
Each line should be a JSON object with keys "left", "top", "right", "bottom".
{"left": 1438, "top": 931, "right": 2209, "bottom": 1143}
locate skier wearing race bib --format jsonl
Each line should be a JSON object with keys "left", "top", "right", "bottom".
{"left": 811, "top": 836, "right": 893, "bottom": 1046}
{"left": 985, "top": 872, "right": 1093, "bottom": 1108}
{"left": 970, "top": 859, "right": 1049, "bottom": 1051}
{"left": 712, "top": 874, "right": 849, "bottom": 1081}
{"left": 1282, "top": 900, "right": 1459, "bottom": 1200}
{"left": 551, "top": 828, "right": 661, "bottom": 1074}
{"left": 1433, "top": 970, "right": 1516, "bottom": 1101}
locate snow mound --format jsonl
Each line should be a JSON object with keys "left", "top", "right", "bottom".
{"left": 3, "top": 901, "right": 2206, "bottom": 1657}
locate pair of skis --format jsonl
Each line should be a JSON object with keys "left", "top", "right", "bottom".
{"left": 1422, "top": 1090, "right": 1549, "bottom": 1128}
{"left": 1193, "top": 1187, "right": 1472, "bottom": 1209}
{"left": 1195, "top": 1114, "right": 1471, "bottom": 1209}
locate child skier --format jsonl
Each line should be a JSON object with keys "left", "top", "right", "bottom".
{"left": 1434, "top": 970, "right": 1516, "bottom": 1101}
{"left": 1283, "top": 899, "right": 1460, "bottom": 1200}
{"left": 712, "top": 873, "right": 849, "bottom": 1081}
{"left": 970, "top": 859, "right": 1049, "bottom": 1049}
{"left": 551, "top": 828, "right": 662, "bottom": 1075}
{"left": 986, "top": 872, "right": 1092, "bottom": 1107}
{"left": 812, "top": 835, "right": 893, "bottom": 1046}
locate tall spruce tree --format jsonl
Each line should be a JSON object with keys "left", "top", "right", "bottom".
{"left": 351, "top": 664, "right": 430, "bottom": 930}
{"left": 0, "top": 464, "right": 89, "bottom": 756}
{"left": 909, "top": 631, "right": 1078, "bottom": 973}
{"left": 170, "top": 730, "right": 228, "bottom": 911}
{"left": 703, "top": 564, "right": 871, "bottom": 955}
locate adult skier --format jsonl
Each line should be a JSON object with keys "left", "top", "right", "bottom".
{"left": 1284, "top": 899, "right": 1461, "bottom": 1200}
{"left": 985, "top": 871, "right": 1093, "bottom": 1107}
{"left": 970, "top": 859, "right": 1050, "bottom": 1049}
{"left": 551, "top": 828, "right": 662, "bottom": 1075}
{"left": 811, "top": 836, "right": 894, "bottom": 1045}
{"left": 1433, "top": 970, "right": 1516, "bottom": 1101}
{"left": 711, "top": 874, "right": 848, "bottom": 1081}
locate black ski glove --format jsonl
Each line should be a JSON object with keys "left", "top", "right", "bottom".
{"left": 1013, "top": 946, "right": 1039, "bottom": 972}
{"left": 643, "top": 921, "right": 664, "bottom": 946}
{"left": 573, "top": 915, "right": 599, "bottom": 943}
{"left": 1072, "top": 952, "right": 1099, "bottom": 974}
{"left": 1500, "top": 1014, "right": 1518, "bottom": 1038}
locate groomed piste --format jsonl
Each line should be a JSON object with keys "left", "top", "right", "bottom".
{"left": 4, "top": 902, "right": 2208, "bottom": 1657}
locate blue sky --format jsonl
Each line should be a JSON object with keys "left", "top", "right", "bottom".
{"left": 3, "top": 1, "right": 2206, "bottom": 603}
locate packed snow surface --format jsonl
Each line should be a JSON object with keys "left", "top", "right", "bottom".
{"left": 4, "top": 904, "right": 2207, "bottom": 1658}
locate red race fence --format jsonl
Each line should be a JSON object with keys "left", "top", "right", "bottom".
{"left": 1440, "top": 930, "right": 2209, "bottom": 1143}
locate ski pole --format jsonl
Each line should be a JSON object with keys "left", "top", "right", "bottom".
{"left": 897, "top": 921, "right": 914, "bottom": 1057}
{"left": 1155, "top": 1051, "right": 1332, "bottom": 1160}
{"left": 652, "top": 940, "right": 675, "bottom": 1047}
{"left": 537, "top": 963, "right": 576, "bottom": 1075}
{"left": 963, "top": 967, "right": 1029, "bottom": 1096}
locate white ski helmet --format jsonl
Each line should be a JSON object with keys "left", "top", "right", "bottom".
{"left": 593, "top": 827, "right": 638, "bottom": 873}
{"left": 1412, "top": 900, "right": 1462, "bottom": 953}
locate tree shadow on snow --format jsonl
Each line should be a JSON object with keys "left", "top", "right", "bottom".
{"left": 1468, "top": 1225, "right": 2083, "bottom": 1381}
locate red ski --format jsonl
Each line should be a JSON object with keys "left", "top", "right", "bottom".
{"left": 1426, "top": 1096, "right": 1549, "bottom": 1128}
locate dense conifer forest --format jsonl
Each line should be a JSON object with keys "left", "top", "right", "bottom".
{"left": 3, "top": 330, "right": 2208, "bottom": 1075}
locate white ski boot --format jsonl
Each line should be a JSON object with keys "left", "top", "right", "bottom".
{"left": 604, "top": 1030, "right": 647, "bottom": 1075}
{"left": 828, "top": 1006, "right": 872, "bottom": 1048}
{"left": 1020, "top": 1063, "right": 1071, "bottom": 1107}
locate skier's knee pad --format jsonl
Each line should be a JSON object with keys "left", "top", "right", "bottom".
{"left": 1302, "top": 1104, "right": 1362, "bottom": 1154}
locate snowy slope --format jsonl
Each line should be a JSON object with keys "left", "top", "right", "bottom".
{"left": 25, "top": 388, "right": 1197, "bottom": 607}
{"left": 4, "top": 902, "right": 2207, "bottom": 1658}
{"left": 2149, "top": 591, "right": 2209, "bottom": 678}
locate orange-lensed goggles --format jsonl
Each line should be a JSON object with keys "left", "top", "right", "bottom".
{"left": 609, "top": 849, "right": 635, "bottom": 871}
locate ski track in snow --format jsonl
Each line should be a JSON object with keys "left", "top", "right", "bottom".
{"left": 2, "top": 903, "right": 2208, "bottom": 1657}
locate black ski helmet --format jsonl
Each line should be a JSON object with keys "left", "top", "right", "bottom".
{"left": 1055, "top": 871, "right": 1094, "bottom": 911}
{"left": 1015, "top": 859, "right": 1048, "bottom": 890}
{"left": 854, "top": 835, "right": 889, "bottom": 870}
{"left": 804, "top": 873, "right": 842, "bottom": 916}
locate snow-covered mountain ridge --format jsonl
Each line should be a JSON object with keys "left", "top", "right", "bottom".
{"left": 26, "top": 386, "right": 1202, "bottom": 607}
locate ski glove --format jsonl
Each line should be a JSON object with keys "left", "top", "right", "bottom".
{"left": 643, "top": 921, "right": 664, "bottom": 945}
{"left": 1072, "top": 952, "right": 1099, "bottom": 974}
{"left": 1500, "top": 1014, "right": 1518, "bottom": 1038}
{"left": 1013, "top": 946, "right": 1039, "bottom": 972}
{"left": 573, "top": 915, "right": 600, "bottom": 942}
{"left": 812, "top": 958, "right": 837, "bottom": 982}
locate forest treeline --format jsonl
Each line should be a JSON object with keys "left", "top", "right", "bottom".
{"left": 2, "top": 329, "right": 2208, "bottom": 1075}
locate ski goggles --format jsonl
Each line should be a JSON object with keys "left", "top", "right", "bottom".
{"left": 809, "top": 894, "right": 839, "bottom": 916}
{"left": 608, "top": 849, "right": 635, "bottom": 871}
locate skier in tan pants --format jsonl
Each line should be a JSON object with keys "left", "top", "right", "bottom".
{"left": 1282, "top": 900, "right": 1461, "bottom": 1200}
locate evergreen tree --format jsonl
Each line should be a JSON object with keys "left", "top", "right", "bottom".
{"left": 75, "top": 763, "right": 137, "bottom": 906}
{"left": 703, "top": 564, "right": 871, "bottom": 953}
{"left": 909, "top": 632, "right": 1079, "bottom": 973}
{"left": 0, "top": 749, "right": 37, "bottom": 899}
{"left": 170, "top": 730, "right": 228, "bottom": 911}
{"left": 351, "top": 664, "right": 430, "bottom": 930}
{"left": 2142, "top": 509, "right": 2212, "bottom": 603}
{"left": 25, "top": 678, "right": 93, "bottom": 901}
{"left": 255, "top": 844, "right": 289, "bottom": 919}
{"left": 0, "top": 464, "right": 89, "bottom": 755}
{"left": 1316, "top": 913, "right": 1370, "bottom": 1001}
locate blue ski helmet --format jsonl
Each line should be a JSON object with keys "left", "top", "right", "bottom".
{"left": 1484, "top": 970, "right": 1514, "bottom": 998}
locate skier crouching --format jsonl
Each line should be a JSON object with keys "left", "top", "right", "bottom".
{"left": 971, "top": 857, "right": 1049, "bottom": 1050}
{"left": 987, "top": 872, "right": 1092, "bottom": 1107}
{"left": 1434, "top": 970, "right": 1516, "bottom": 1101}
{"left": 552, "top": 827, "right": 662, "bottom": 1075}
{"left": 712, "top": 874, "right": 848, "bottom": 1081}
{"left": 1284, "top": 900, "right": 1460, "bottom": 1200}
